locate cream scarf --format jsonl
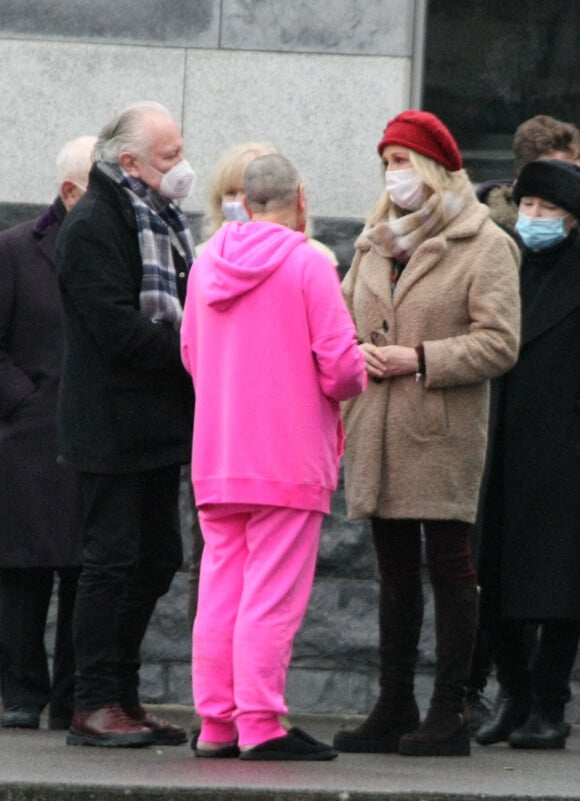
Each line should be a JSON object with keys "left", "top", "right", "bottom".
{"left": 359, "top": 186, "right": 472, "bottom": 264}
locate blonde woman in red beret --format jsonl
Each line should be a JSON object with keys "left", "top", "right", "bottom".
{"left": 333, "top": 110, "right": 521, "bottom": 757}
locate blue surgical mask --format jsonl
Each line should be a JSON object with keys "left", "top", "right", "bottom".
{"left": 515, "top": 212, "right": 568, "bottom": 250}
{"left": 221, "top": 200, "right": 250, "bottom": 223}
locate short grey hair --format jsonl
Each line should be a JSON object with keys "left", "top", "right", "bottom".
{"left": 93, "top": 101, "right": 172, "bottom": 163}
{"left": 56, "top": 135, "right": 97, "bottom": 185}
{"left": 243, "top": 154, "right": 301, "bottom": 212}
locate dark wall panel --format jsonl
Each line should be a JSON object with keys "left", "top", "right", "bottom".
{"left": 1, "top": 0, "right": 220, "bottom": 47}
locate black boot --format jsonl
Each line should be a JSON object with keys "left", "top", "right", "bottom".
{"left": 508, "top": 620, "right": 579, "bottom": 750}
{"left": 474, "top": 615, "right": 532, "bottom": 745}
{"left": 475, "top": 687, "right": 531, "bottom": 745}
{"left": 333, "top": 578, "right": 423, "bottom": 753}
{"left": 399, "top": 582, "right": 478, "bottom": 757}
{"left": 508, "top": 704, "right": 567, "bottom": 750}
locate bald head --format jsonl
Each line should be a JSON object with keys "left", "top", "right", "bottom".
{"left": 243, "top": 154, "right": 302, "bottom": 213}
{"left": 56, "top": 135, "right": 97, "bottom": 211}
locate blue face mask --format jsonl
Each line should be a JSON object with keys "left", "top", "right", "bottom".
{"left": 515, "top": 212, "right": 568, "bottom": 250}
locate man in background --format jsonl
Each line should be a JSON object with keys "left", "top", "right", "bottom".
{"left": 0, "top": 135, "right": 95, "bottom": 730}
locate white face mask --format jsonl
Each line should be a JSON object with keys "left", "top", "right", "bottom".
{"left": 385, "top": 167, "right": 425, "bottom": 211}
{"left": 140, "top": 157, "right": 196, "bottom": 199}
{"left": 221, "top": 200, "right": 250, "bottom": 223}
{"left": 158, "top": 159, "right": 196, "bottom": 199}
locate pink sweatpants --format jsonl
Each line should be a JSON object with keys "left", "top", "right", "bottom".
{"left": 192, "top": 503, "right": 323, "bottom": 747}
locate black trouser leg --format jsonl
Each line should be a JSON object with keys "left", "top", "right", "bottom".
{"left": 50, "top": 567, "right": 80, "bottom": 722}
{"left": 490, "top": 618, "right": 531, "bottom": 695}
{"left": 0, "top": 568, "right": 53, "bottom": 711}
{"left": 74, "top": 468, "right": 182, "bottom": 710}
{"left": 531, "top": 620, "right": 580, "bottom": 718}
{"left": 115, "top": 465, "right": 183, "bottom": 709}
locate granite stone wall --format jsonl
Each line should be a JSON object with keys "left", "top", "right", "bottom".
{"left": 0, "top": 0, "right": 417, "bottom": 222}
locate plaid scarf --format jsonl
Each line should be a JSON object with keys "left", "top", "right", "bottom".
{"left": 362, "top": 187, "right": 471, "bottom": 265}
{"left": 96, "top": 161, "right": 195, "bottom": 329}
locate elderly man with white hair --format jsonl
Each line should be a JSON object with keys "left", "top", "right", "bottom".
{"left": 56, "top": 102, "right": 195, "bottom": 748}
{"left": 0, "top": 135, "right": 96, "bottom": 731}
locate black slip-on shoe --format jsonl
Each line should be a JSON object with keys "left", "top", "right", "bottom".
{"left": 239, "top": 727, "right": 338, "bottom": 761}
{"left": 191, "top": 730, "right": 240, "bottom": 758}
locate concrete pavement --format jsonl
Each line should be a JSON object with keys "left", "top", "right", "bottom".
{"left": 1, "top": 703, "right": 580, "bottom": 801}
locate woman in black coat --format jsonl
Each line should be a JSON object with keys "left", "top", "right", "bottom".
{"left": 476, "top": 159, "right": 580, "bottom": 750}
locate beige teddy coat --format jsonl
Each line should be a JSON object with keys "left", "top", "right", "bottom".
{"left": 341, "top": 197, "right": 520, "bottom": 523}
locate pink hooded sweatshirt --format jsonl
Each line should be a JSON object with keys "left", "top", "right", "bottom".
{"left": 180, "top": 221, "right": 366, "bottom": 514}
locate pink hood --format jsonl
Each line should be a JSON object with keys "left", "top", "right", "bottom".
{"left": 181, "top": 221, "right": 366, "bottom": 514}
{"left": 198, "top": 222, "right": 305, "bottom": 311}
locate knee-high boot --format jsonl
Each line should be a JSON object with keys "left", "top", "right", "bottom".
{"left": 399, "top": 582, "right": 478, "bottom": 756}
{"left": 333, "top": 577, "right": 423, "bottom": 753}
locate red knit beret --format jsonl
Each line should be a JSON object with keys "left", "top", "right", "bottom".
{"left": 377, "top": 110, "right": 463, "bottom": 172}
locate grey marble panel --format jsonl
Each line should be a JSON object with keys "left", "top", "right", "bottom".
{"left": 184, "top": 49, "right": 410, "bottom": 218}
{"left": 1, "top": 0, "right": 220, "bottom": 48}
{"left": 221, "top": 0, "right": 414, "bottom": 56}
{"left": 0, "top": 40, "right": 185, "bottom": 204}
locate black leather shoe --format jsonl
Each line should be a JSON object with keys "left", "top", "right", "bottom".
{"left": 509, "top": 712, "right": 568, "bottom": 750}
{"left": 475, "top": 692, "right": 530, "bottom": 745}
{"left": 1, "top": 707, "right": 41, "bottom": 729}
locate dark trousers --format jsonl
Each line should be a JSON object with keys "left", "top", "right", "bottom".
{"left": 0, "top": 567, "right": 79, "bottom": 716}
{"left": 372, "top": 518, "right": 476, "bottom": 586}
{"left": 74, "top": 466, "right": 183, "bottom": 710}
{"left": 489, "top": 617, "right": 580, "bottom": 710}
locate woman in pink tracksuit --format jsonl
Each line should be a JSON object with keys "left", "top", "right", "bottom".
{"left": 180, "top": 154, "right": 366, "bottom": 760}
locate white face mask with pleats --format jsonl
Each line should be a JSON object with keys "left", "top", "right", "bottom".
{"left": 140, "top": 157, "right": 196, "bottom": 199}
{"left": 385, "top": 167, "right": 426, "bottom": 211}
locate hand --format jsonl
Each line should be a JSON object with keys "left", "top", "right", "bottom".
{"left": 359, "top": 344, "right": 418, "bottom": 380}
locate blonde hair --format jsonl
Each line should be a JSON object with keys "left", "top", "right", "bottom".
{"left": 203, "top": 141, "right": 279, "bottom": 237}
{"left": 366, "top": 150, "right": 474, "bottom": 227}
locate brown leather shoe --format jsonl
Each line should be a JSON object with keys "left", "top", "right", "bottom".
{"left": 123, "top": 705, "right": 187, "bottom": 745}
{"left": 67, "top": 705, "right": 155, "bottom": 747}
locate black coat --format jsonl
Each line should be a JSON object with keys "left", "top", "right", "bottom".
{"left": 0, "top": 200, "right": 83, "bottom": 568}
{"left": 56, "top": 166, "right": 194, "bottom": 473}
{"left": 479, "top": 232, "right": 580, "bottom": 619}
